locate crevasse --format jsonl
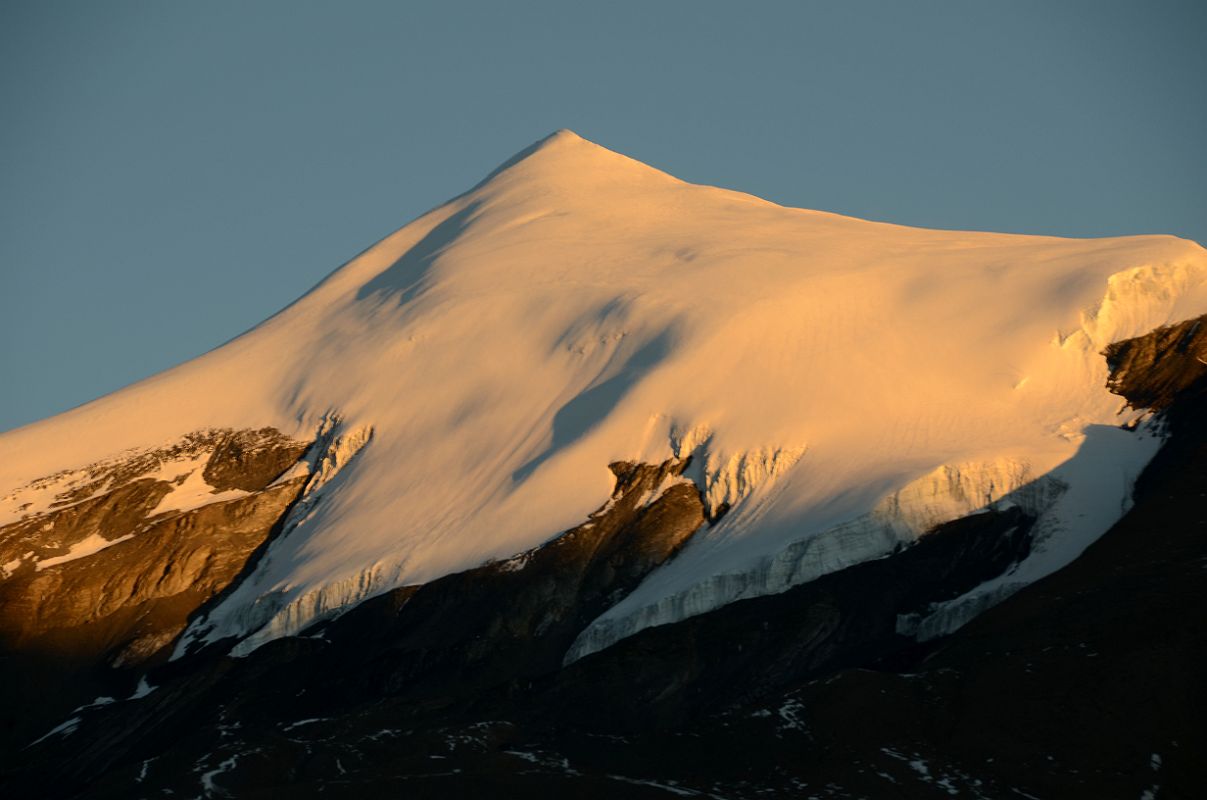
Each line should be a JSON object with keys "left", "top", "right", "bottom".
{"left": 670, "top": 424, "right": 807, "bottom": 517}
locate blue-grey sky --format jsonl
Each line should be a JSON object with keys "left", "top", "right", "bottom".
{"left": 2, "top": 1, "right": 1204, "bottom": 433}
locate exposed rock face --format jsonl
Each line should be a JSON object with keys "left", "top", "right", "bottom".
{"left": 0, "top": 479, "right": 172, "bottom": 576}
{"left": 201, "top": 428, "right": 311, "bottom": 492}
{"left": 0, "top": 480, "right": 307, "bottom": 654}
{"left": 1, "top": 432, "right": 218, "bottom": 573}
{"left": 0, "top": 427, "right": 311, "bottom": 753}
{"left": 1105, "top": 314, "right": 1207, "bottom": 412}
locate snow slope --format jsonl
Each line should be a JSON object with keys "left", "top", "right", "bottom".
{"left": 1, "top": 130, "right": 1205, "bottom": 656}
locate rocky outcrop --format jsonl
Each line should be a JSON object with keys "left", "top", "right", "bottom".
{"left": 201, "top": 428, "right": 311, "bottom": 492}
{"left": 0, "top": 427, "right": 311, "bottom": 753}
{"left": 0, "top": 479, "right": 172, "bottom": 577}
{"left": 1105, "top": 314, "right": 1207, "bottom": 412}
{"left": 0, "top": 480, "right": 306, "bottom": 656}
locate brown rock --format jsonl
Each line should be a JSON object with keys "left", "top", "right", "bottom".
{"left": 0, "top": 427, "right": 311, "bottom": 753}
{"left": 1104, "top": 313, "right": 1207, "bottom": 412}
{"left": 202, "top": 428, "right": 312, "bottom": 492}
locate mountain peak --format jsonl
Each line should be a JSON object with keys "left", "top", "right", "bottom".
{"left": 473, "top": 129, "right": 678, "bottom": 194}
{"left": 539, "top": 127, "right": 586, "bottom": 146}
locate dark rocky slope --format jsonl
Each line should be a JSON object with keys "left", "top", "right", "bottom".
{"left": 4, "top": 456, "right": 710, "bottom": 797}
{"left": 6, "top": 472, "right": 1039, "bottom": 799}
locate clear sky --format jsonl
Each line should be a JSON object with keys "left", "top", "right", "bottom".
{"left": 2, "top": 0, "right": 1204, "bottom": 433}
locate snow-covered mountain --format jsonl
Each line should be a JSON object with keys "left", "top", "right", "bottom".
{"left": 3, "top": 129, "right": 1207, "bottom": 663}
{"left": 7, "top": 130, "right": 1207, "bottom": 800}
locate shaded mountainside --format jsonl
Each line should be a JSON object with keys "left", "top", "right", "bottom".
{"left": 2, "top": 455, "right": 712, "bottom": 796}
{"left": 0, "top": 429, "right": 313, "bottom": 753}
{"left": 1, "top": 315, "right": 1204, "bottom": 799}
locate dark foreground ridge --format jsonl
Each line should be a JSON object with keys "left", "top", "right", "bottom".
{"left": 2, "top": 314, "right": 1205, "bottom": 798}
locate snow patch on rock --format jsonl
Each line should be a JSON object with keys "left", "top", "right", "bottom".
{"left": 150, "top": 462, "right": 250, "bottom": 516}
{"left": 35, "top": 532, "right": 136, "bottom": 571}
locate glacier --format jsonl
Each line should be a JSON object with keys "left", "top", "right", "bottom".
{"left": 0, "top": 129, "right": 1204, "bottom": 657}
